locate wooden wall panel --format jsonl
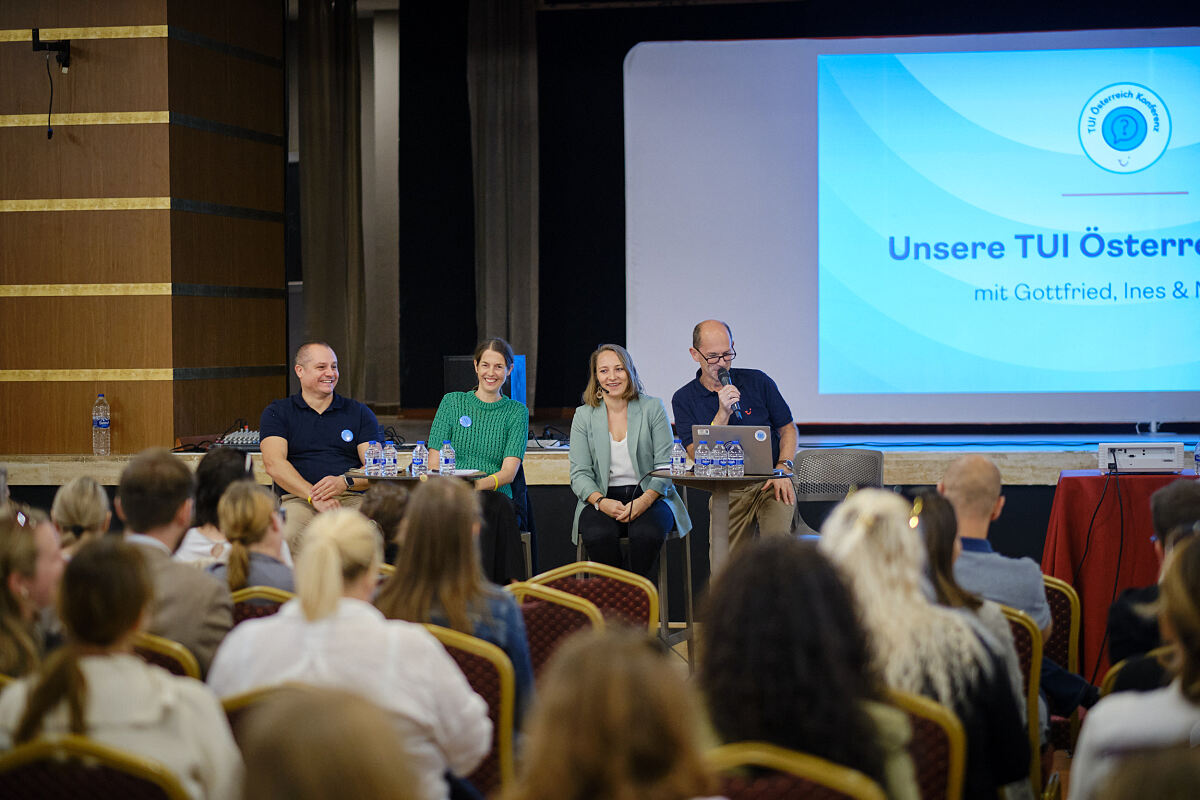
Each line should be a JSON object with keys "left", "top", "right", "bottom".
{"left": 171, "top": 296, "right": 285, "bottom": 368}
{"left": 167, "top": 40, "right": 283, "bottom": 137}
{"left": 0, "top": 210, "right": 170, "bottom": 284}
{"left": 0, "top": 124, "right": 168, "bottom": 200}
{"left": 168, "top": 212, "right": 283, "bottom": 287}
{"left": 173, "top": 375, "right": 286, "bottom": 439}
{"left": 0, "top": 296, "right": 172, "bottom": 369}
{"left": 168, "top": 126, "right": 283, "bottom": 212}
{"left": 166, "top": 0, "right": 283, "bottom": 61}
{"left": 0, "top": 38, "right": 167, "bottom": 115}
{"left": 0, "top": 0, "right": 166, "bottom": 29}
{"left": 0, "top": 381, "right": 172, "bottom": 454}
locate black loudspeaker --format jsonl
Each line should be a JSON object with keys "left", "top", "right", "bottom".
{"left": 443, "top": 356, "right": 510, "bottom": 397}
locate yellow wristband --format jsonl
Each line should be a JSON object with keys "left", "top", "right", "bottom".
{"left": 306, "top": 495, "right": 313, "bottom": 505}
{"left": 491, "top": 474, "right": 499, "bottom": 491}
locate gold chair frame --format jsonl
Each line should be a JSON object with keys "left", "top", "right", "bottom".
{"left": 887, "top": 689, "right": 966, "bottom": 800}
{"left": 0, "top": 734, "right": 191, "bottom": 800}
{"left": 131, "top": 631, "right": 201, "bottom": 680}
{"left": 230, "top": 585, "right": 295, "bottom": 605}
{"left": 504, "top": 581, "right": 606, "bottom": 628}
{"left": 1001, "top": 604, "right": 1043, "bottom": 792}
{"left": 1099, "top": 643, "right": 1177, "bottom": 697}
{"left": 708, "top": 741, "right": 887, "bottom": 800}
{"left": 531, "top": 560, "right": 659, "bottom": 631}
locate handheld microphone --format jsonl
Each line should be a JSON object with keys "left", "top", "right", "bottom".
{"left": 716, "top": 367, "right": 744, "bottom": 421}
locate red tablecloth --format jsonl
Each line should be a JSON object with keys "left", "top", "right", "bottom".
{"left": 1042, "top": 470, "right": 1195, "bottom": 682}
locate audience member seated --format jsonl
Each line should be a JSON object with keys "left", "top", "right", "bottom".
{"left": 174, "top": 447, "right": 254, "bottom": 567}
{"left": 117, "top": 448, "right": 233, "bottom": 677}
{"left": 376, "top": 477, "right": 534, "bottom": 724}
{"left": 360, "top": 481, "right": 411, "bottom": 565}
{"left": 207, "top": 508, "right": 491, "bottom": 800}
{"left": 0, "top": 538, "right": 242, "bottom": 800}
{"left": 820, "top": 488, "right": 1030, "bottom": 798}
{"left": 1105, "top": 479, "right": 1200, "bottom": 687}
{"left": 1068, "top": 537, "right": 1200, "bottom": 800}
{"left": 240, "top": 686, "right": 418, "bottom": 800}
{"left": 428, "top": 337, "right": 527, "bottom": 584}
{"left": 569, "top": 344, "right": 690, "bottom": 580}
{"left": 207, "top": 480, "right": 294, "bottom": 593}
{"left": 0, "top": 505, "right": 63, "bottom": 678}
{"left": 50, "top": 476, "right": 110, "bottom": 558}
{"left": 940, "top": 454, "right": 1098, "bottom": 714}
{"left": 700, "top": 537, "right": 919, "bottom": 800}
{"left": 501, "top": 627, "right": 722, "bottom": 800}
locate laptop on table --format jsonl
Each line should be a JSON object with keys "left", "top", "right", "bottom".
{"left": 691, "top": 425, "right": 775, "bottom": 476}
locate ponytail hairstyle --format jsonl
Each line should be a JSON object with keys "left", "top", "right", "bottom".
{"left": 1160, "top": 537, "right": 1200, "bottom": 703}
{"left": 50, "top": 477, "right": 110, "bottom": 551}
{"left": 913, "top": 490, "right": 982, "bottom": 611}
{"left": 217, "top": 480, "right": 276, "bottom": 591}
{"left": 0, "top": 505, "right": 46, "bottom": 677}
{"left": 295, "top": 510, "right": 382, "bottom": 622}
{"left": 15, "top": 537, "right": 151, "bottom": 743}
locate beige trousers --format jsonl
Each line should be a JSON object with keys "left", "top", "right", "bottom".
{"left": 280, "top": 492, "right": 365, "bottom": 557}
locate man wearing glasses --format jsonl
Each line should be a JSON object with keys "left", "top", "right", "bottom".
{"left": 671, "top": 319, "right": 798, "bottom": 552}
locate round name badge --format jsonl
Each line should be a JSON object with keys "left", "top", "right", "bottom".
{"left": 459, "top": 415, "right": 472, "bottom": 428}
{"left": 754, "top": 430, "right": 768, "bottom": 442}
{"left": 341, "top": 429, "right": 354, "bottom": 442}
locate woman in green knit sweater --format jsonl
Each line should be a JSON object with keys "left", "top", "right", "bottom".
{"left": 428, "top": 337, "right": 528, "bottom": 582}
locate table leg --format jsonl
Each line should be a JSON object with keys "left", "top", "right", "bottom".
{"left": 710, "top": 484, "right": 731, "bottom": 572}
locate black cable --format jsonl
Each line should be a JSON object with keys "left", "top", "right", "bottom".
{"left": 44, "top": 55, "right": 53, "bottom": 139}
{"left": 1090, "top": 470, "right": 1127, "bottom": 685}
{"left": 1071, "top": 467, "right": 1112, "bottom": 586}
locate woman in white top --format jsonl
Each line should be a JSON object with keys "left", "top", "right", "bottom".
{"left": 0, "top": 537, "right": 241, "bottom": 800}
{"left": 207, "top": 508, "right": 491, "bottom": 800}
{"left": 1068, "top": 536, "right": 1200, "bottom": 800}
{"left": 174, "top": 447, "right": 254, "bottom": 566}
{"left": 568, "top": 344, "right": 690, "bottom": 579}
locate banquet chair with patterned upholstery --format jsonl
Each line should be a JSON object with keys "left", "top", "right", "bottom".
{"left": 708, "top": 741, "right": 886, "bottom": 800}
{"left": 132, "top": 632, "right": 200, "bottom": 680}
{"left": 423, "top": 625, "right": 515, "bottom": 798}
{"left": 793, "top": 448, "right": 884, "bottom": 536}
{"left": 530, "top": 561, "right": 658, "bottom": 631}
{"left": 887, "top": 689, "right": 965, "bottom": 800}
{"left": 0, "top": 734, "right": 190, "bottom": 800}
{"left": 505, "top": 581, "right": 604, "bottom": 678}
{"left": 1001, "top": 605, "right": 1044, "bottom": 792}
{"left": 230, "top": 586, "right": 294, "bottom": 626}
{"left": 1041, "top": 575, "right": 1082, "bottom": 750}
{"left": 220, "top": 684, "right": 306, "bottom": 749}
{"left": 1099, "top": 644, "right": 1176, "bottom": 697}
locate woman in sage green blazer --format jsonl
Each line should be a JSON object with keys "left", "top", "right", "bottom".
{"left": 569, "top": 344, "right": 691, "bottom": 579}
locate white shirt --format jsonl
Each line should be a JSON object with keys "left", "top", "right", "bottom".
{"left": 207, "top": 598, "right": 490, "bottom": 800}
{"left": 608, "top": 435, "right": 638, "bottom": 486}
{"left": 173, "top": 528, "right": 294, "bottom": 568}
{"left": 0, "top": 654, "right": 242, "bottom": 800}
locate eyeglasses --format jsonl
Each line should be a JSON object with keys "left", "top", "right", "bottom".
{"left": 700, "top": 348, "right": 736, "bottom": 364}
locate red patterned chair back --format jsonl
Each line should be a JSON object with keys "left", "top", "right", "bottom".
{"left": 230, "top": 586, "right": 294, "bottom": 627}
{"left": 1041, "top": 576, "right": 1079, "bottom": 673}
{"left": 0, "top": 735, "right": 190, "bottom": 800}
{"left": 505, "top": 582, "right": 604, "bottom": 678}
{"left": 1001, "top": 605, "right": 1043, "bottom": 792}
{"left": 887, "top": 690, "right": 965, "bottom": 800}
{"left": 709, "top": 742, "right": 886, "bottom": 800}
{"left": 131, "top": 632, "right": 200, "bottom": 679}
{"left": 531, "top": 561, "right": 658, "bottom": 630}
{"left": 423, "top": 625, "right": 515, "bottom": 798}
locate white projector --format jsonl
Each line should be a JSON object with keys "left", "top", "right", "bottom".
{"left": 1097, "top": 442, "right": 1186, "bottom": 473}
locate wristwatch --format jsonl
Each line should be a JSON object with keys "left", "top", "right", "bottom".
{"left": 343, "top": 474, "right": 354, "bottom": 489}
{"left": 593, "top": 498, "right": 602, "bottom": 511}
{"left": 777, "top": 459, "right": 794, "bottom": 472}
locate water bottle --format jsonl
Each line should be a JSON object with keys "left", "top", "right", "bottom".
{"left": 91, "top": 393, "right": 111, "bottom": 456}
{"left": 728, "top": 439, "right": 745, "bottom": 478}
{"left": 1194, "top": 441, "right": 1200, "bottom": 480}
{"left": 382, "top": 441, "right": 398, "bottom": 477}
{"left": 670, "top": 438, "right": 687, "bottom": 476}
{"left": 440, "top": 440, "right": 456, "bottom": 475}
{"left": 365, "top": 441, "right": 382, "bottom": 477}
{"left": 711, "top": 441, "right": 727, "bottom": 478}
{"left": 695, "top": 440, "right": 711, "bottom": 478}
{"left": 411, "top": 441, "right": 429, "bottom": 476}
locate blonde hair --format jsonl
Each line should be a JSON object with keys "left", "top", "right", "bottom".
{"left": 819, "top": 488, "right": 986, "bottom": 705}
{"left": 0, "top": 506, "right": 45, "bottom": 677}
{"left": 504, "top": 628, "right": 716, "bottom": 800}
{"left": 217, "top": 480, "right": 276, "bottom": 591}
{"left": 294, "top": 510, "right": 381, "bottom": 621}
{"left": 51, "top": 477, "right": 109, "bottom": 551}
{"left": 375, "top": 477, "right": 486, "bottom": 634}
{"left": 1161, "top": 537, "right": 1200, "bottom": 703}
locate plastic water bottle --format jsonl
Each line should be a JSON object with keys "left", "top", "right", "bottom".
{"left": 1194, "top": 441, "right": 1200, "bottom": 479}
{"left": 711, "top": 441, "right": 728, "bottom": 478}
{"left": 695, "top": 440, "right": 711, "bottom": 478}
{"left": 382, "top": 441, "right": 398, "bottom": 477}
{"left": 670, "top": 438, "right": 687, "bottom": 476}
{"left": 440, "top": 440, "right": 456, "bottom": 475}
{"left": 365, "top": 441, "right": 382, "bottom": 477}
{"left": 728, "top": 439, "right": 745, "bottom": 478}
{"left": 91, "top": 393, "right": 110, "bottom": 456}
{"left": 411, "top": 441, "right": 428, "bottom": 476}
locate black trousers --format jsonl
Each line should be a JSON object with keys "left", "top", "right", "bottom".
{"left": 479, "top": 490, "right": 525, "bottom": 585}
{"left": 578, "top": 485, "right": 672, "bottom": 580}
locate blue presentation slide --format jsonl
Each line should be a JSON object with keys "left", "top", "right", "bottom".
{"left": 818, "top": 46, "right": 1200, "bottom": 394}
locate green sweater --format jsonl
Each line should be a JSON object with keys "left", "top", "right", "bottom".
{"left": 428, "top": 392, "right": 528, "bottom": 498}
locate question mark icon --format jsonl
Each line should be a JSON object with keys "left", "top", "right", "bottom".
{"left": 1114, "top": 117, "right": 1133, "bottom": 144}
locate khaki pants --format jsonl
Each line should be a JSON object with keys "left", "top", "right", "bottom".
{"left": 280, "top": 492, "right": 365, "bottom": 557}
{"left": 723, "top": 478, "right": 798, "bottom": 555}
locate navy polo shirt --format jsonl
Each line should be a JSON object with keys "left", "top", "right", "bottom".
{"left": 260, "top": 393, "right": 381, "bottom": 484}
{"left": 671, "top": 367, "right": 793, "bottom": 464}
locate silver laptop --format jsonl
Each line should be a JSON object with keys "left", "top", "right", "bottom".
{"left": 691, "top": 425, "right": 775, "bottom": 476}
